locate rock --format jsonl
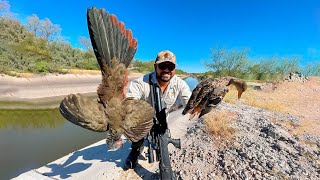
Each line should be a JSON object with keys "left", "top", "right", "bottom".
{"left": 284, "top": 71, "right": 308, "bottom": 83}
{"left": 271, "top": 143, "right": 282, "bottom": 151}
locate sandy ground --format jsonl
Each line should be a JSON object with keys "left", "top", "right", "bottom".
{"left": 249, "top": 76, "right": 320, "bottom": 136}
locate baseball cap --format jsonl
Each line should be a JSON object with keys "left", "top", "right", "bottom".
{"left": 155, "top": 50, "right": 176, "bottom": 65}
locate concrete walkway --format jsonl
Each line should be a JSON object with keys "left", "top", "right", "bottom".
{"left": 13, "top": 109, "right": 195, "bottom": 180}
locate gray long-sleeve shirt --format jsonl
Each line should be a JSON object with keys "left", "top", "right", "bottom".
{"left": 126, "top": 72, "right": 191, "bottom": 113}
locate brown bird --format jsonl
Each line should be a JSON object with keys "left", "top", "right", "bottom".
{"left": 182, "top": 76, "right": 247, "bottom": 118}
{"left": 59, "top": 7, "right": 154, "bottom": 149}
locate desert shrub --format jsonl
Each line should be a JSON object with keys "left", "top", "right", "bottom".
{"left": 34, "top": 61, "right": 49, "bottom": 73}
{"left": 131, "top": 59, "right": 154, "bottom": 73}
{"left": 204, "top": 48, "right": 249, "bottom": 79}
{"left": 81, "top": 58, "right": 98, "bottom": 70}
{"left": 175, "top": 69, "right": 187, "bottom": 75}
{"left": 202, "top": 48, "right": 305, "bottom": 82}
{"left": 304, "top": 63, "right": 320, "bottom": 76}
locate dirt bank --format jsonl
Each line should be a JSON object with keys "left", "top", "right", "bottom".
{"left": 0, "top": 73, "right": 143, "bottom": 109}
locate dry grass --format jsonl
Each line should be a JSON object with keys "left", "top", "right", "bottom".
{"left": 4, "top": 69, "right": 143, "bottom": 77}
{"left": 203, "top": 110, "right": 236, "bottom": 140}
{"left": 303, "top": 140, "right": 319, "bottom": 148}
{"left": 60, "top": 69, "right": 101, "bottom": 75}
{"left": 4, "top": 69, "right": 102, "bottom": 76}
{"left": 288, "top": 119, "right": 319, "bottom": 136}
{"left": 5, "top": 71, "right": 34, "bottom": 78}
{"left": 224, "top": 86, "right": 288, "bottom": 113}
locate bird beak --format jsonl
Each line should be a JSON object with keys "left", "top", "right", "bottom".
{"left": 238, "top": 90, "right": 243, "bottom": 99}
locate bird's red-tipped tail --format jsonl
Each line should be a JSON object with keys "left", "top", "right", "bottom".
{"left": 87, "top": 7, "right": 137, "bottom": 70}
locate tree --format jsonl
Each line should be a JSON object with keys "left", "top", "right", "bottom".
{"left": 39, "top": 18, "right": 61, "bottom": 42}
{"left": 277, "top": 57, "right": 300, "bottom": 75}
{"left": 26, "top": 14, "right": 40, "bottom": 37}
{"left": 78, "top": 36, "right": 92, "bottom": 50}
{"left": 204, "top": 48, "right": 249, "bottom": 78}
{"left": 0, "top": 0, "right": 13, "bottom": 18}
{"left": 131, "top": 59, "right": 154, "bottom": 73}
{"left": 304, "top": 63, "right": 320, "bottom": 76}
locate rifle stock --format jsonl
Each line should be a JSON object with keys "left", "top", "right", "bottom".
{"left": 147, "top": 79, "right": 181, "bottom": 180}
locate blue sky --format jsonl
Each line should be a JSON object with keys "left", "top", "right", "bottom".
{"left": 8, "top": 0, "right": 320, "bottom": 73}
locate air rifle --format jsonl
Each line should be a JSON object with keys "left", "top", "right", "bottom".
{"left": 146, "top": 79, "right": 181, "bottom": 180}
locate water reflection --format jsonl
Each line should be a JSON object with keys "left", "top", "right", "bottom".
{"left": 184, "top": 77, "right": 199, "bottom": 90}
{"left": 0, "top": 108, "right": 106, "bottom": 179}
{"left": 0, "top": 109, "right": 65, "bottom": 129}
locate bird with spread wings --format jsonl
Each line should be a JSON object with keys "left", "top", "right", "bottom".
{"left": 182, "top": 76, "right": 247, "bottom": 118}
{"left": 59, "top": 7, "right": 154, "bottom": 150}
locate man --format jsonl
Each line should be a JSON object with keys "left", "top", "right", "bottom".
{"left": 124, "top": 50, "right": 192, "bottom": 169}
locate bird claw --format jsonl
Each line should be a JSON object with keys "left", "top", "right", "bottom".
{"left": 107, "top": 138, "right": 125, "bottom": 150}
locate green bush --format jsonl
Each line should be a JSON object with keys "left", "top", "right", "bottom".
{"left": 82, "top": 58, "right": 99, "bottom": 70}
{"left": 35, "top": 61, "right": 49, "bottom": 73}
{"left": 132, "top": 60, "right": 154, "bottom": 73}
{"left": 202, "top": 48, "right": 309, "bottom": 82}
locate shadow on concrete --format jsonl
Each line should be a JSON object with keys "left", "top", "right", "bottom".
{"left": 121, "top": 142, "right": 158, "bottom": 179}
{"left": 42, "top": 141, "right": 133, "bottom": 179}
{"left": 133, "top": 164, "right": 159, "bottom": 180}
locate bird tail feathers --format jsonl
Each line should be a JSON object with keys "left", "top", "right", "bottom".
{"left": 87, "top": 7, "right": 137, "bottom": 71}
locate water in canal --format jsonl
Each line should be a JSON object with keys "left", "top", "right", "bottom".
{"left": 0, "top": 77, "right": 199, "bottom": 179}
{"left": 0, "top": 109, "right": 106, "bottom": 179}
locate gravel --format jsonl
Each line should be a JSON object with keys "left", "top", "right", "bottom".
{"left": 170, "top": 102, "right": 320, "bottom": 180}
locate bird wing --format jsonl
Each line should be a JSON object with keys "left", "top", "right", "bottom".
{"left": 100, "top": 97, "right": 153, "bottom": 143}
{"left": 182, "top": 78, "right": 213, "bottom": 115}
{"left": 183, "top": 76, "right": 247, "bottom": 117}
{"left": 122, "top": 98, "right": 154, "bottom": 142}
{"left": 59, "top": 94, "right": 108, "bottom": 132}
{"left": 198, "top": 86, "right": 229, "bottom": 117}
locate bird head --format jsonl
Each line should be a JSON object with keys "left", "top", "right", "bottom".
{"left": 228, "top": 78, "right": 247, "bottom": 99}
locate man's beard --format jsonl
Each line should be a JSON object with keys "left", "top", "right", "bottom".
{"left": 157, "top": 72, "right": 172, "bottom": 82}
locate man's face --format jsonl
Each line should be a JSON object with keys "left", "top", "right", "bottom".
{"left": 155, "top": 62, "right": 176, "bottom": 82}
